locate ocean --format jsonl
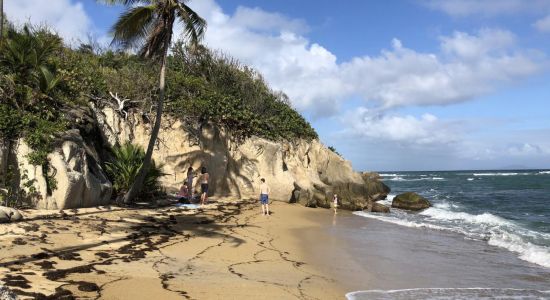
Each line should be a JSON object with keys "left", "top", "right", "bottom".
{"left": 346, "top": 169, "right": 550, "bottom": 300}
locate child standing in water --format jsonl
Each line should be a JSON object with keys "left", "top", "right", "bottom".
{"left": 333, "top": 194, "right": 338, "bottom": 214}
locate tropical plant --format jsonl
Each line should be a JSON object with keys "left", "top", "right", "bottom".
{"left": 0, "top": 25, "right": 62, "bottom": 109}
{"left": 102, "top": 0, "right": 206, "bottom": 204}
{"left": 105, "top": 143, "right": 165, "bottom": 200}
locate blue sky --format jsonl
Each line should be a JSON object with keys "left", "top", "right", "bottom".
{"left": 5, "top": 0, "right": 550, "bottom": 171}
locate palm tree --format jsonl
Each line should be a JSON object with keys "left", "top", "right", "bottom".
{"left": 103, "top": 0, "right": 206, "bottom": 204}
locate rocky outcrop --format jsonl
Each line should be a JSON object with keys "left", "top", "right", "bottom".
{"left": 0, "top": 103, "right": 389, "bottom": 210}
{"left": 371, "top": 203, "right": 390, "bottom": 213}
{"left": 0, "top": 206, "right": 23, "bottom": 223}
{"left": 0, "top": 106, "right": 113, "bottom": 210}
{"left": 94, "top": 104, "right": 389, "bottom": 210}
{"left": 392, "top": 192, "right": 431, "bottom": 211}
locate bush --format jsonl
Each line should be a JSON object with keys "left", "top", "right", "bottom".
{"left": 105, "top": 143, "right": 165, "bottom": 200}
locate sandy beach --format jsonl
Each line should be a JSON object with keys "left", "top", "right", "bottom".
{"left": 0, "top": 200, "right": 358, "bottom": 299}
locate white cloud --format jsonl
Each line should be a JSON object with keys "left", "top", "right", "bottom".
{"left": 425, "top": 0, "right": 550, "bottom": 34}
{"left": 506, "top": 143, "right": 545, "bottom": 156}
{"left": 534, "top": 14, "right": 550, "bottom": 32}
{"left": 341, "top": 31, "right": 542, "bottom": 108}
{"left": 186, "top": 1, "right": 545, "bottom": 115}
{"left": 440, "top": 29, "right": 516, "bottom": 59}
{"left": 339, "top": 108, "right": 461, "bottom": 145}
{"left": 4, "top": 0, "right": 93, "bottom": 44}
{"left": 231, "top": 6, "right": 309, "bottom": 34}
{"left": 423, "top": 0, "right": 550, "bottom": 17}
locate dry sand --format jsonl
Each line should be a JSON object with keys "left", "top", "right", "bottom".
{"left": 0, "top": 200, "right": 356, "bottom": 299}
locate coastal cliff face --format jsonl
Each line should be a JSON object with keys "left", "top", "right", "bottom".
{"left": 0, "top": 104, "right": 388, "bottom": 210}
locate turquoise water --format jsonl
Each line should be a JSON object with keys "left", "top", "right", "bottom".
{"left": 347, "top": 170, "right": 550, "bottom": 299}
{"left": 356, "top": 170, "right": 550, "bottom": 268}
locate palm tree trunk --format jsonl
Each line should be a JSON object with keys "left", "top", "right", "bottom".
{"left": 122, "top": 39, "right": 170, "bottom": 204}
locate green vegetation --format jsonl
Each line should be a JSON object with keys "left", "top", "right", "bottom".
{"left": 105, "top": 143, "right": 165, "bottom": 201}
{"left": 0, "top": 18, "right": 318, "bottom": 205}
{"left": 103, "top": 0, "right": 207, "bottom": 204}
{"left": 167, "top": 44, "right": 318, "bottom": 140}
{"left": 328, "top": 146, "right": 341, "bottom": 156}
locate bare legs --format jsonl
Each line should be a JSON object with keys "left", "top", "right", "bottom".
{"left": 200, "top": 192, "right": 208, "bottom": 205}
{"left": 261, "top": 204, "right": 270, "bottom": 216}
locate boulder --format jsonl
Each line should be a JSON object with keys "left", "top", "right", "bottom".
{"left": 0, "top": 206, "right": 23, "bottom": 222}
{"left": 0, "top": 210, "right": 8, "bottom": 223}
{"left": 392, "top": 192, "right": 431, "bottom": 211}
{"left": 371, "top": 202, "right": 390, "bottom": 213}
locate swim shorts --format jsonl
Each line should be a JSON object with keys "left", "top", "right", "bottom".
{"left": 201, "top": 183, "right": 209, "bottom": 194}
{"left": 260, "top": 194, "right": 269, "bottom": 205}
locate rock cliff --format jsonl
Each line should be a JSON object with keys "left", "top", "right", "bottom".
{"left": 0, "top": 103, "right": 389, "bottom": 210}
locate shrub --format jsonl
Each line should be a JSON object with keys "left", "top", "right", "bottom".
{"left": 105, "top": 143, "right": 165, "bottom": 200}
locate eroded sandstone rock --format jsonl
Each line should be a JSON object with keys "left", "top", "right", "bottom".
{"left": 7, "top": 102, "right": 389, "bottom": 210}
{"left": 0, "top": 206, "right": 23, "bottom": 222}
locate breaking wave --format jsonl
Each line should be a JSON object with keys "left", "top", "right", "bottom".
{"left": 354, "top": 196, "right": 550, "bottom": 269}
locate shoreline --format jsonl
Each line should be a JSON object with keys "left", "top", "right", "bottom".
{"left": 2, "top": 199, "right": 549, "bottom": 299}
{"left": 305, "top": 209, "right": 550, "bottom": 297}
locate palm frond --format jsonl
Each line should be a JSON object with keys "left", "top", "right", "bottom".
{"left": 37, "top": 66, "right": 61, "bottom": 94}
{"left": 139, "top": 9, "right": 175, "bottom": 59}
{"left": 98, "top": 0, "right": 151, "bottom": 6}
{"left": 110, "top": 5, "right": 157, "bottom": 50}
{"left": 176, "top": 2, "right": 206, "bottom": 46}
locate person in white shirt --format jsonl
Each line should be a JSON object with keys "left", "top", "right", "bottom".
{"left": 259, "top": 178, "right": 270, "bottom": 216}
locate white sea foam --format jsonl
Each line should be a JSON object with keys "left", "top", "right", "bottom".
{"left": 384, "top": 177, "right": 445, "bottom": 182}
{"left": 346, "top": 288, "right": 550, "bottom": 300}
{"left": 354, "top": 206, "right": 550, "bottom": 269}
{"left": 467, "top": 178, "right": 474, "bottom": 181}
{"left": 488, "top": 233, "right": 550, "bottom": 269}
{"left": 379, "top": 173, "right": 401, "bottom": 177}
{"left": 473, "top": 172, "right": 531, "bottom": 176}
{"left": 377, "top": 194, "right": 395, "bottom": 206}
{"left": 354, "top": 211, "right": 450, "bottom": 232}
{"left": 538, "top": 171, "right": 550, "bottom": 174}
{"left": 419, "top": 208, "right": 511, "bottom": 227}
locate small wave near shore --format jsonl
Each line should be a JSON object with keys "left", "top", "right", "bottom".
{"left": 355, "top": 200, "right": 550, "bottom": 269}
{"left": 346, "top": 288, "right": 550, "bottom": 300}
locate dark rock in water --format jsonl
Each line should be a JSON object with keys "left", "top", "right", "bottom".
{"left": 392, "top": 192, "right": 431, "bottom": 211}
{"left": 371, "top": 203, "right": 390, "bottom": 213}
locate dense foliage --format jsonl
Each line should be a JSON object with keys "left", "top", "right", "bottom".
{"left": 166, "top": 43, "right": 318, "bottom": 140}
{"left": 0, "top": 23, "right": 317, "bottom": 204}
{"left": 105, "top": 143, "right": 165, "bottom": 201}
{"left": 0, "top": 25, "right": 317, "bottom": 148}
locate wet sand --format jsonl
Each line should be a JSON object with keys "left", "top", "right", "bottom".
{"left": 296, "top": 209, "right": 550, "bottom": 297}
{"left": 0, "top": 200, "right": 353, "bottom": 299}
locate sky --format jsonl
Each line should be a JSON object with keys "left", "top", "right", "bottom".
{"left": 4, "top": 0, "right": 550, "bottom": 171}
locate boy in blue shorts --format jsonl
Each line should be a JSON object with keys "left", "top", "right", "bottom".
{"left": 259, "top": 178, "right": 270, "bottom": 216}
